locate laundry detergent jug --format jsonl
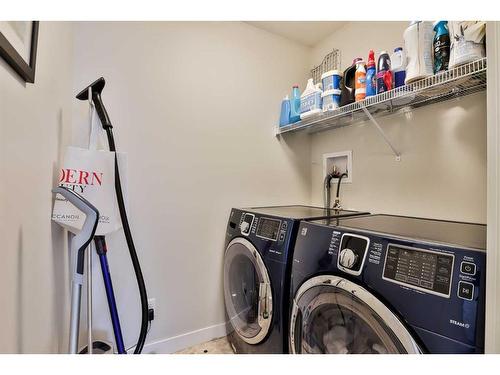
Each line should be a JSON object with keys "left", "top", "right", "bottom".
{"left": 340, "top": 58, "right": 362, "bottom": 107}
{"left": 404, "top": 21, "right": 434, "bottom": 83}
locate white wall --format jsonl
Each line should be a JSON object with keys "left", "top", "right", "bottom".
{"left": 71, "top": 22, "right": 311, "bottom": 353}
{"left": 309, "top": 22, "right": 487, "bottom": 223}
{"left": 0, "top": 22, "right": 74, "bottom": 353}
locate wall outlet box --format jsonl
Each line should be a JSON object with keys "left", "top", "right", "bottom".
{"left": 323, "top": 151, "right": 352, "bottom": 183}
{"left": 148, "top": 298, "right": 156, "bottom": 310}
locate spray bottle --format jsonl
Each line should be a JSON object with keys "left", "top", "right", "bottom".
{"left": 366, "top": 50, "right": 377, "bottom": 97}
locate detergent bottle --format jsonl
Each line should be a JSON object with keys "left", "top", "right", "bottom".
{"left": 391, "top": 47, "right": 407, "bottom": 87}
{"left": 279, "top": 95, "right": 291, "bottom": 127}
{"left": 404, "top": 21, "right": 434, "bottom": 83}
{"left": 433, "top": 21, "right": 450, "bottom": 73}
{"left": 365, "top": 50, "right": 377, "bottom": 97}
{"left": 300, "top": 78, "right": 322, "bottom": 119}
{"left": 290, "top": 84, "right": 301, "bottom": 123}
{"left": 355, "top": 60, "right": 366, "bottom": 102}
{"left": 340, "top": 58, "right": 362, "bottom": 106}
{"left": 376, "top": 51, "right": 392, "bottom": 94}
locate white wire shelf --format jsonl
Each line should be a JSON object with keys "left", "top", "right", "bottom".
{"left": 276, "top": 58, "right": 487, "bottom": 137}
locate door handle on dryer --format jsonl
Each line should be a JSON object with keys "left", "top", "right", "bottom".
{"left": 258, "top": 282, "right": 271, "bottom": 324}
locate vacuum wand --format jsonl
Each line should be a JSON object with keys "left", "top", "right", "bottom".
{"left": 76, "top": 77, "right": 150, "bottom": 354}
{"left": 52, "top": 186, "right": 99, "bottom": 354}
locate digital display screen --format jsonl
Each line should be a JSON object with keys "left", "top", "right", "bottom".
{"left": 256, "top": 217, "right": 281, "bottom": 241}
{"left": 383, "top": 245, "right": 454, "bottom": 297}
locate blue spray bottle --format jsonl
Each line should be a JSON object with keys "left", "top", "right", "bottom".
{"left": 366, "top": 50, "right": 377, "bottom": 97}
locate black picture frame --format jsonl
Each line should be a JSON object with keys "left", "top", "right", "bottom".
{"left": 0, "top": 21, "right": 39, "bottom": 83}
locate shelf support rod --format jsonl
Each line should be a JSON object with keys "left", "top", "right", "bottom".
{"left": 361, "top": 106, "right": 401, "bottom": 161}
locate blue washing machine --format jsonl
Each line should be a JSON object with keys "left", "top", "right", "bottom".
{"left": 289, "top": 214, "right": 486, "bottom": 354}
{"left": 223, "top": 206, "right": 368, "bottom": 354}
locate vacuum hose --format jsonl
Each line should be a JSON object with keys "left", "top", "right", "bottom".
{"left": 105, "top": 127, "right": 149, "bottom": 354}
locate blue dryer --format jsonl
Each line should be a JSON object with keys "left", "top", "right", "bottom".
{"left": 289, "top": 214, "right": 486, "bottom": 354}
{"left": 223, "top": 206, "right": 368, "bottom": 354}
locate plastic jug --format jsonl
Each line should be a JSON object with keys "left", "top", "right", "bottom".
{"left": 340, "top": 58, "right": 362, "bottom": 107}
{"left": 279, "top": 95, "right": 291, "bottom": 127}
{"left": 300, "top": 78, "right": 322, "bottom": 119}
{"left": 404, "top": 21, "right": 434, "bottom": 83}
{"left": 391, "top": 47, "right": 407, "bottom": 88}
{"left": 376, "top": 51, "right": 392, "bottom": 94}
{"left": 290, "top": 84, "right": 301, "bottom": 123}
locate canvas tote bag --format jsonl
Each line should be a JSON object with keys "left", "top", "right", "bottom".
{"left": 52, "top": 103, "right": 126, "bottom": 235}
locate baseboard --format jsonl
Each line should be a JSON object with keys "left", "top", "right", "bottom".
{"left": 142, "top": 322, "right": 229, "bottom": 354}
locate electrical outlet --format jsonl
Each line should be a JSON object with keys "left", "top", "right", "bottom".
{"left": 148, "top": 298, "right": 156, "bottom": 321}
{"left": 148, "top": 298, "right": 156, "bottom": 310}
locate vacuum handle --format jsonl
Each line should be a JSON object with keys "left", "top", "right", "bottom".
{"left": 52, "top": 186, "right": 99, "bottom": 276}
{"left": 92, "top": 92, "right": 112, "bottom": 129}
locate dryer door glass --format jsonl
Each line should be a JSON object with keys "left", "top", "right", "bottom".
{"left": 224, "top": 238, "right": 272, "bottom": 345}
{"left": 293, "top": 283, "right": 413, "bottom": 354}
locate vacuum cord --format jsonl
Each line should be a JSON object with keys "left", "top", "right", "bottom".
{"left": 105, "top": 128, "right": 149, "bottom": 354}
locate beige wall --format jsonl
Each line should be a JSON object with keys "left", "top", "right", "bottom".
{"left": 0, "top": 22, "right": 74, "bottom": 353}
{"left": 309, "top": 22, "right": 487, "bottom": 223}
{"left": 71, "top": 22, "right": 311, "bottom": 352}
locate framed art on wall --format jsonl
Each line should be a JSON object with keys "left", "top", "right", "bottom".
{"left": 0, "top": 21, "right": 39, "bottom": 83}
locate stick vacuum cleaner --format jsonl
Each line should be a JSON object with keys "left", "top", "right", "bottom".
{"left": 52, "top": 186, "right": 99, "bottom": 354}
{"left": 76, "top": 78, "right": 149, "bottom": 354}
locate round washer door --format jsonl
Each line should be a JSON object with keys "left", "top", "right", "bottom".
{"left": 224, "top": 237, "right": 273, "bottom": 345}
{"left": 290, "top": 275, "right": 421, "bottom": 354}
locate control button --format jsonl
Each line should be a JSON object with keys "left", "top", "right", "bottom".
{"left": 279, "top": 232, "right": 285, "bottom": 241}
{"left": 458, "top": 281, "right": 474, "bottom": 301}
{"left": 339, "top": 248, "right": 358, "bottom": 269}
{"left": 281, "top": 222, "right": 288, "bottom": 230}
{"left": 461, "top": 262, "right": 476, "bottom": 276}
{"left": 420, "top": 280, "right": 434, "bottom": 289}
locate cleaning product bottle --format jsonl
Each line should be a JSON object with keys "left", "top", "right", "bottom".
{"left": 404, "top": 21, "right": 434, "bottom": 83}
{"left": 290, "top": 84, "right": 301, "bottom": 123}
{"left": 300, "top": 78, "right": 322, "bottom": 119}
{"left": 279, "top": 95, "right": 291, "bottom": 127}
{"left": 365, "top": 50, "right": 377, "bottom": 97}
{"left": 376, "top": 51, "right": 392, "bottom": 94}
{"left": 355, "top": 60, "right": 366, "bottom": 102}
{"left": 391, "top": 47, "right": 407, "bottom": 88}
{"left": 433, "top": 21, "right": 450, "bottom": 73}
{"left": 340, "top": 58, "right": 362, "bottom": 106}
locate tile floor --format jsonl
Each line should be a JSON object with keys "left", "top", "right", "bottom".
{"left": 176, "top": 336, "right": 234, "bottom": 354}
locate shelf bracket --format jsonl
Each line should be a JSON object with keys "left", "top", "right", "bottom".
{"left": 361, "top": 106, "right": 401, "bottom": 161}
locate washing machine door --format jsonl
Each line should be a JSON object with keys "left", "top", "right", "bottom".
{"left": 224, "top": 237, "right": 273, "bottom": 345}
{"left": 290, "top": 275, "right": 421, "bottom": 354}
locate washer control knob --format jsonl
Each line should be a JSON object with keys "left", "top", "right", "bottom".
{"left": 339, "top": 248, "right": 358, "bottom": 269}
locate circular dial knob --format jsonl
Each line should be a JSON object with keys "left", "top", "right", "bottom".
{"left": 339, "top": 248, "right": 358, "bottom": 269}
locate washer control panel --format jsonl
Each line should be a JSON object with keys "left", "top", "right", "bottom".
{"left": 383, "top": 244, "right": 454, "bottom": 298}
